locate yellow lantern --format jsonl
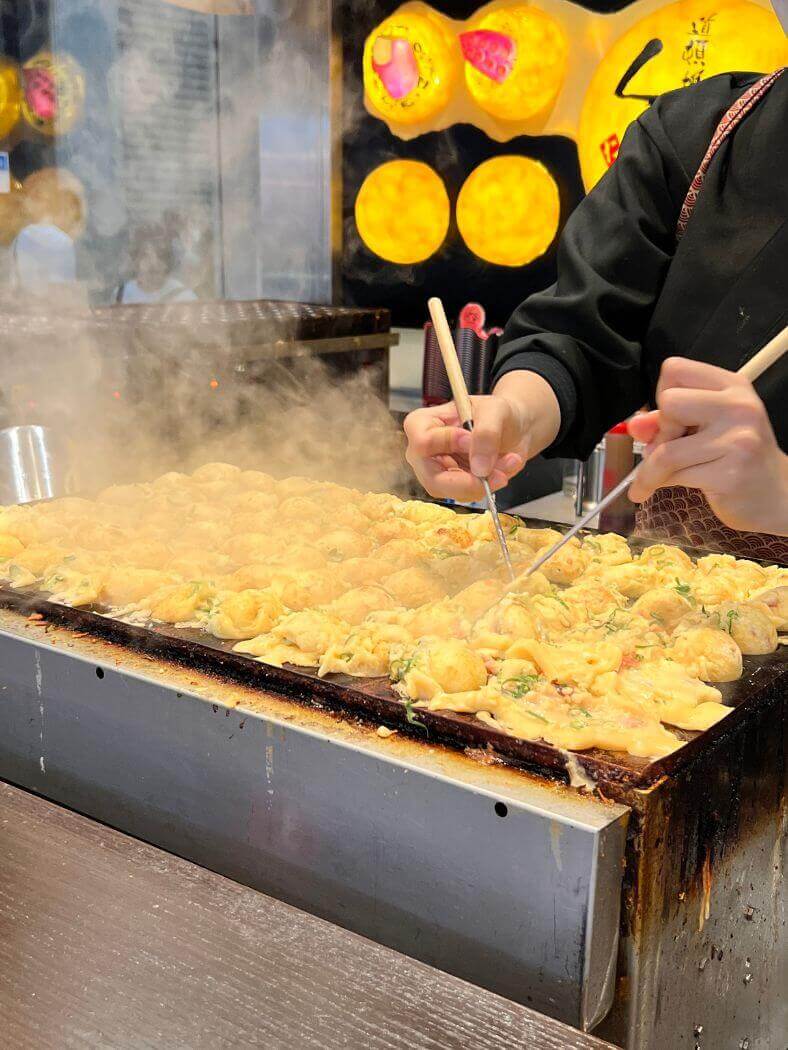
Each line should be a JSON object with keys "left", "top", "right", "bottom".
{"left": 363, "top": 8, "right": 460, "bottom": 127}
{"left": 456, "top": 155, "right": 560, "bottom": 267}
{"left": 461, "top": 4, "right": 569, "bottom": 123}
{"left": 0, "top": 58, "right": 21, "bottom": 140}
{"left": 355, "top": 159, "right": 450, "bottom": 264}
{"left": 578, "top": 0, "right": 788, "bottom": 190}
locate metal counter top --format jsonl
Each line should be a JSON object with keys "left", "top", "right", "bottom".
{"left": 0, "top": 781, "right": 617, "bottom": 1050}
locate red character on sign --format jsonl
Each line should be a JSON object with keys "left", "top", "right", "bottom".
{"left": 599, "top": 134, "right": 620, "bottom": 168}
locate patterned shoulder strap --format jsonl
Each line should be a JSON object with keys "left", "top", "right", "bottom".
{"left": 676, "top": 68, "right": 785, "bottom": 241}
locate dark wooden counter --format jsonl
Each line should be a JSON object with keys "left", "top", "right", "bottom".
{"left": 0, "top": 781, "right": 616, "bottom": 1049}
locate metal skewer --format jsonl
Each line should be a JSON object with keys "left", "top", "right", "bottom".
{"left": 427, "top": 297, "right": 516, "bottom": 582}
{"left": 524, "top": 467, "right": 638, "bottom": 578}
{"left": 523, "top": 323, "right": 788, "bottom": 579}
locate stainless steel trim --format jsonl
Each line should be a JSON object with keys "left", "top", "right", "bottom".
{"left": 0, "top": 618, "right": 627, "bottom": 1031}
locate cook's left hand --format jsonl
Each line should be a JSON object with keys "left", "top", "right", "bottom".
{"left": 627, "top": 357, "right": 788, "bottom": 535}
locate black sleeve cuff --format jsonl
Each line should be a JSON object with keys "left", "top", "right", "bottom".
{"left": 491, "top": 349, "right": 578, "bottom": 455}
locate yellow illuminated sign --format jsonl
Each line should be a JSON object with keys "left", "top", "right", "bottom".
{"left": 355, "top": 159, "right": 451, "bottom": 263}
{"left": 456, "top": 156, "right": 560, "bottom": 266}
{"left": 462, "top": 4, "right": 568, "bottom": 122}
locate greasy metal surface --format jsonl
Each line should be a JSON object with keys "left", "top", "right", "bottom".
{"left": 97, "top": 299, "right": 392, "bottom": 340}
{"left": 1, "top": 516, "right": 785, "bottom": 791}
{"left": 597, "top": 679, "right": 787, "bottom": 1049}
{"left": 0, "top": 782, "right": 619, "bottom": 1050}
{"left": 0, "top": 610, "right": 628, "bottom": 1030}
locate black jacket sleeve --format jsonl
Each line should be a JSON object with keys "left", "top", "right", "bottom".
{"left": 492, "top": 99, "right": 696, "bottom": 460}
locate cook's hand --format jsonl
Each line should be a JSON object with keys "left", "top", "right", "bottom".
{"left": 628, "top": 357, "right": 788, "bottom": 535}
{"left": 403, "top": 371, "right": 561, "bottom": 502}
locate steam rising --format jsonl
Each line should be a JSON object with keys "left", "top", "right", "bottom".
{"left": 1, "top": 3, "right": 412, "bottom": 502}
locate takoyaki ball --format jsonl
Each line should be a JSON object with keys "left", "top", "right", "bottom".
{"left": 310, "top": 482, "right": 359, "bottom": 507}
{"left": 275, "top": 476, "right": 322, "bottom": 500}
{"left": 96, "top": 483, "right": 153, "bottom": 506}
{"left": 226, "top": 490, "right": 277, "bottom": 515}
{"left": 399, "top": 500, "right": 456, "bottom": 527}
{"left": 581, "top": 532, "right": 632, "bottom": 566}
{"left": 669, "top": 627, "right": 743, "bottom": 682}
{"left": 272, "top": 609, "right": 349, "bottom": 658}
{"left": 101, "top": 568, "right": 178, "bottom": 608}
{"left": 510, "top": 526, "right": 563, "bottom": 552}
{"left": 750, "top": 586, "right": 788, "bottom": 631}
{"left": 277, "top": 495, "right": 325, "bottom": 523}
{"left": 357, "top": 491, "right": 403, "bottom": 520}
{"left": 375, "top": 538, "right": 429, "bottom": 570}
{"left": 537, "top": 542, "right": 589, "bottom": 585}
{"left": 631, "top": 588, "right": 694, "bottom": 631}
{"left": 637, "top": 544, "right": 694, "bottom": 574}
{"left": 191, "top": 502, "right": 230, "bottom": 524}
{"left": 145, "top": 581, "right": 216, "bottom": 623}
{"left": 3, "top": 544, "right": 64, "bottom": 580}
{"left": 696, "top": 553, "right": 765, "bottom": 583}
{"left": 223, "top": 563, "right": 278, "bottom": 592}
{"left": 422, "top": 639, "right": 488, "bottom": 695}
{"left": 406, "top": 599, "right": 468, "bottom": 641}
{"left": 40, "top": 497, "right": 95, "bottom": 521}
{"left": 382, "top": 565, "right": 446, "bottom": 608}
{"left": 273, "top": 569, "right": 343, "bottom": 611}
{"left": 70, "top": 522, "right": 127, "bottom": 553}
{"left": 464, "top": 511, "right": 516, "bottom": 544}
{"left": 0, "top": 533, "right": 24, "bottom": 559}
{"left": 268, "top": 544, "right": 327, "bottom": 572}
{"left": 561, "top": 580, "right": 627, "bottom": 621}
{"left": 494, "top": 600, "right": 538, "bottom": 641}
{"left": 716, "top": 601, "right": 777, "bottom": 655}
{"left": 330, "top": 504, "right": 371, "bottom": 533}
{"left": 117, "top": 539, "right": 172, "bottom": 571}
{"left": 429, "top": 552, "right": 479, "bottom": 592}
{"left": 427, "top": 523, "right": 474, "bottom": 551}
{"left": 509, "top": 570, "right": 552, "bottom": 598}
{"left": 527, "top": 593, "right": 578, "bottom": 635}
{"left": 0, "top": 507, "right": 39, "bottom": 544}
{"left": 226, "top": 510, "right": 278, "bottom": 537}
{"left": 238, "top": 469, "right": 277, "bottom": 492}
{"left": 151, "top": 471, "right": 193, "bottom": 494}
{"left": 190, "top": 462, "right": 241, "bottom": 485}
{"left": 316, "top": 529, "right": 373, "bottom": 561}
{"left": 597, "top": 563, "right": 658, "bottom": 599}
{"left": 167, "top": 551, "right": 229, "bottom": 579}
{"left": 178, "top": 521, "right": 226, "bottom": 551}
{"left": 452, "top": 578, "right": 507, "bottom": 620}
{"left": 327, "top": 586, "right": 396, "bottom": 626}
{"left": 337, "top": 557, "right": 392, "bottom": 589}
{"left": 204, "top": 589, "right": 285, "bottom": 640}
{"left": 222, "top": 532, "right": 281, "bottom": 565}
{"left": 694, "top": 555, "right": 768, "bottom": 600}
{"left": 368, "top": 517, "right": 420, "bottom": 545}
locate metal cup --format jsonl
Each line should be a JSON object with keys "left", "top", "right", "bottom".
{"left": 0, "top": 425, "right": 71, "bottom": 505}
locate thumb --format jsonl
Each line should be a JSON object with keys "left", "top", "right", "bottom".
{"left": 469, "top": 399, "right": 509, "bottom": 478}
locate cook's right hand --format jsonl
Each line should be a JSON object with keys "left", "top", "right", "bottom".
{"left": 403, "top": 371, "right": 562, "bottom": 502}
